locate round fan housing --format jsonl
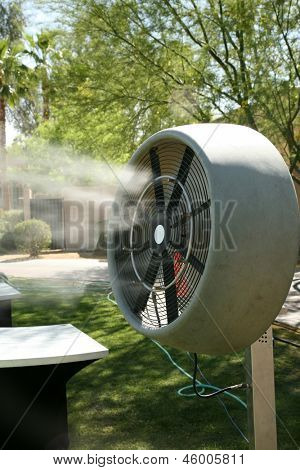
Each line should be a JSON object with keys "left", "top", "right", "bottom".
{"left": 108, "top": 124, "right": 299, "bottom": 355}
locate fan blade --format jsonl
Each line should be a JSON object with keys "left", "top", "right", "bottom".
{"left": 169, "top": 240, "right": 185, "bottom": 252}
{"left": 152, "top": 291, "right": 161, "bottom": 327}
{"left": 171, "top": 199, "right": 211, "bottom": 228}
{"left": 122, "top": 240, "right": 150, "bottom": 253}
{"left": 189, "top": 254, "right": 205, "bottom": 275}
{"left": 167, "top": 146, "right": 195, "bottom": 214}
{"left": 162, "top": 254, "right": 179, "bottom": 322}
{"left": 133, "top": 253, "right": 161, "bottom": 313}
{"left": 150, "top": 147, "right": 165, "bottom": 208}
{"left": 193, "top": 199, "right": 211, "bottom": 215}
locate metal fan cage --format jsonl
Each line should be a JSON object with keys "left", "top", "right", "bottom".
{"left": 110, "top": 140, "right": 211, "bottom": 329}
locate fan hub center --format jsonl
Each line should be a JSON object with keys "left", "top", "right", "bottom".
{"left": 150, "top": 211, "right": 170, "bottom": 253}
{"left": 154, "top": 224, "right": 165, "bottom": 245}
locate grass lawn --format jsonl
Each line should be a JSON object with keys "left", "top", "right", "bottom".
{"left": 9, "top": 278, "right": 300, "bottom": 450}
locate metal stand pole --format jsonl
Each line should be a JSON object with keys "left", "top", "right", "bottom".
{"left": 245, "top": 326, "right": 277, "bottom": 449}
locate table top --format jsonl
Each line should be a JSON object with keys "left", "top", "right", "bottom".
{"left": 0, "top": 324, "right": 109, "bottom": 368}
{"left": 0, "top": 280, "right": 22, "bottom": 302}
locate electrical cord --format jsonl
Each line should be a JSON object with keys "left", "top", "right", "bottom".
{"left": 151, "top": 340, "right": 249, "bottom": 443}
{"left": 192, "top": 353, "right": 249, "bottom": 399}
{"left": 186, "top": 352, "right": 249, "bottom": 443}
{"left": 151, "top": 339, "right": 247, "bottom": 406}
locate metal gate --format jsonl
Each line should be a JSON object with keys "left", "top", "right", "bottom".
{"left": 30, "top": 198, "right": 65, "bottom": 250}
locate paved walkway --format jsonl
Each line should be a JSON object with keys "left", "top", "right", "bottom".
{"left": 276, "top": 270, "right": 300, "bottom": 330}
{"left": 0, "top": 258, "right": 109, "bottom": 282}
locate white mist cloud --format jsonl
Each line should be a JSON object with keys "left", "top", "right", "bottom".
{"left": 7, "top": 144, "right": 149, "bottom": 206}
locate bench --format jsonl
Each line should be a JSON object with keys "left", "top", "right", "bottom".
{"left": 0, "top": 275, "right": 21, "bottom": 327}
{"left": 0, "top": 324, "right": 108, "bottom": 449}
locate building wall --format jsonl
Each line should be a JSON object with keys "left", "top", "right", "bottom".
{"left": 63, "top": 199, "right": 108, "bottom": 251}
{"left": 31, "top": 186, "right": 113, "bottom": 252}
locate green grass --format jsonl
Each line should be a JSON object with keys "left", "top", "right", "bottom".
{"left": 9, "top": 278, "right": 300, "bottom": 450}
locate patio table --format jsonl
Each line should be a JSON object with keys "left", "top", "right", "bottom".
{"left": 0, "top": 324, "right": 108, "bottom": 449}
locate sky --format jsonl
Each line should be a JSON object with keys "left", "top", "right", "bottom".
{"left": 6, "top": 1, "right": 58, "bottom": 145}
{"left": 23, "top": 1, "right": 58, "bottom": 34}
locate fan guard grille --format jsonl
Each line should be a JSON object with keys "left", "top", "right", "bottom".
{"left": 111, "top": 140, "right": 211, "bottom": 329}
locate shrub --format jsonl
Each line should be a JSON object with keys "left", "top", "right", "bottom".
{"left": 0, "top": 210, "right": 24, "bottom": 232}
{"left": 0, "top": 231, "right": 16, "bottom": 252}
{"left": 14, "top": 219, "right": 52, "bottom": 257}
{"left": 0, "top": 210, "right": 24, "bottom": 252}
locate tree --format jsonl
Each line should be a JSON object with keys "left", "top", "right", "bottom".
{"left": 0, "top": 0, "right": 27, "bottom": 209}
{"left": 0, "top": 0, "right": 24, "bottom": 42}
{"left": 44, "top": 0, "right": 299, "bottom": 169}
{"left": 33, "top": 4, "right": 198, "bottom": 162}
{"left": 11, "top": 29, "right": 63, "bottom": 136}
{"left": 25, "top": 30, "right": 60, "bottom": 121}
{"left": 0, "top": 39, "right": 30, "bottom": 209}
{"left": 258, "top": 1, "right": 300, "bottom": 173}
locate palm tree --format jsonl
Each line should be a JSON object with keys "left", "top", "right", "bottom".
{"left": 0, "top": 38, "right": 29, "bottom": 210}
{"left": 26, "top": 31, "right": 57, "bottom": 121}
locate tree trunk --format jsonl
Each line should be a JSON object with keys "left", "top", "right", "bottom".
{"left": 0, "top": 97, "right": 10, "bottom": 211}
{"left": 284, "top": 126, "right": 300, "bottom": 174}
{"left": 244, "top": 103, "right": 258, "bottom": 131}
{"left": 42, "top": 75, "right": 50, "bottom": 121}
{"left": 289, "top": 147, "right": 300, "bottom": 174}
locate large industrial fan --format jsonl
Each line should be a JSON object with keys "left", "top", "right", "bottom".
{"left": 108, "top": 123, "right": 299, "bottom": 356}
